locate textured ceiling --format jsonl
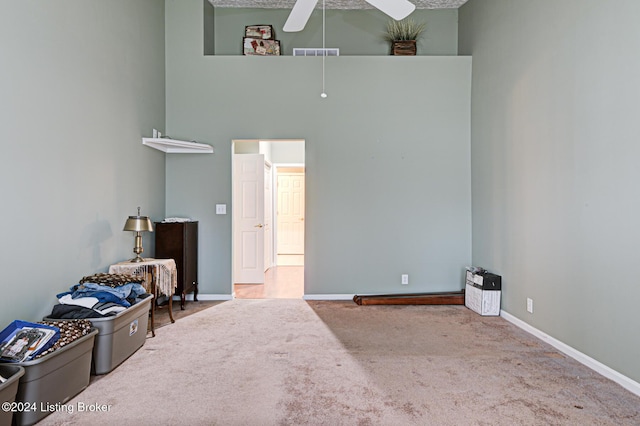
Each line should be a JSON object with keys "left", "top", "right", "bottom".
{"left": 209, "top": 0, "right": 468, "bottom": 10}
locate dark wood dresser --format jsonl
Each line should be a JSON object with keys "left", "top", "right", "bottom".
{"left": 154, "top": 221, "right": 198, "bottom": 309}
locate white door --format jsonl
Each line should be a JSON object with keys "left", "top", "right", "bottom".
{"left": 233, "top": 154, "right": 265, "bottom": 284}
{"left": 277, "top": 172, "right": 305, "bottom": 254}
{"left": 264, "top": 163, "right": 273, "bottom": 272}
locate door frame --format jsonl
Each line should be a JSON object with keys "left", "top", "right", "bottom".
{"left": 264, "top": 161, "right": 274, "bottom": 272}
{"left": 231, "top": 139, "right": 305, "bottom": 296}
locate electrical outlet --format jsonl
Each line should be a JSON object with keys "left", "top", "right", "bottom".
{"left": 401, "top": 274, "right": 409, "bottom": 285}
{"left": 153, "top": 128, "right": 158, "bottom": 138}
{"left": 527, "top": 298, "right": 533, "bottom": 313}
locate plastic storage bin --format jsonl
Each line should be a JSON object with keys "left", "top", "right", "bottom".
{"left": 11, "top": 328, "right": 98, "bottom": 426}
{"left": 45, "top": 294, "right": 152, "bottom": 375}
{"left": 0, "top": 364, "right": 25, "bottom": 426}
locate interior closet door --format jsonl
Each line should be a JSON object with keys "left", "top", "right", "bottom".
{"left": 233, "top": 154, "right": 265, "bottom": 284}
{"left": 277, "top": 172, "right": 305, "bottom": 255}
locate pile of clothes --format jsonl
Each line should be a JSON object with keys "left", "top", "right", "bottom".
{"left": 33, "top": 319, "right": 93, "bottom": 359}
{"left": 49, "top": 273, "right": 151, "bottom": 319}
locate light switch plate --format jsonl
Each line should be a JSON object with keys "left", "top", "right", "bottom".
{"left": 216, "top": 204, "right": 226, "bottom": 215}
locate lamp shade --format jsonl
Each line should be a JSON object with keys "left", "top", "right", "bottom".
{"left": 123, "top": 215, "right": 153, "bottom": 232}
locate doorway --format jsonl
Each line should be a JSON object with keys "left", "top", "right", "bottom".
{"left": 231, "top": 140, "right": 305, "bottom": 299}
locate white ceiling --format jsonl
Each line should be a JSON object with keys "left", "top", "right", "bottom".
{"left": 209, "top": 0, "right": 468, "bottom": 10}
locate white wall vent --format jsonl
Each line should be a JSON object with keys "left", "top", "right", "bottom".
{"left": 293, "top": 48, "right": 339, "bottom": 57}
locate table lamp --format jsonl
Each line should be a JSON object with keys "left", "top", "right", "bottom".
{"left": 123, "top": 207, "right": 153, "bottom": 262}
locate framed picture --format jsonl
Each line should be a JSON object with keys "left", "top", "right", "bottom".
{"left": 245, "top": 25, "right": 274, "bottom": 40}
{"left": 243, "top": 38, "right": 281, "bottom": 56}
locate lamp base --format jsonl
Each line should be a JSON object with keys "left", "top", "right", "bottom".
{"left": 129, "top": 233, "right": 145, "bottom": 262}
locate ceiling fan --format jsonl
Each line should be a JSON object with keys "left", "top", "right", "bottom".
{"left": 283, "top": 0, "right": 416, "bottom": 32}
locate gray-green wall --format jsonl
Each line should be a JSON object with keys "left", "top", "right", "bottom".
{"left": 0, "top": 0, "right": 166, "bottom": 326}
{"left": 459, "top": 0, "right": 640, "bottom": 383}
{"left": 209, "top": 6, "right": 458, "bottom": 56}
{"left": 166, "top": 0, "right": 472, "bottom": 297}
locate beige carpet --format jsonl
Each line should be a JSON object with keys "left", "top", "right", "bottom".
{"left": 38, "top": 300, "right": 639, "bottom": 425}
{"left": 152, "top": 299, "right": 223, "bottom": 330}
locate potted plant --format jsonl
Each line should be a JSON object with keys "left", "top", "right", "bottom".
{"left": 383, "top": 18, "right": 426, "bottom": 56}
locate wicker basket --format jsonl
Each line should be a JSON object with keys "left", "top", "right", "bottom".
{"left": 391, "top": 40, "right": 417, "bottom": 56}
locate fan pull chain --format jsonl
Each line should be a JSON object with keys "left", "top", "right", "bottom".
{"left": 320, "top": 0, "right": 327, "bottom": 98}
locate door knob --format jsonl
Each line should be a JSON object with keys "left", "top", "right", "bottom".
{"left": 254, "top": 224, "right": 264, "bottom": 228}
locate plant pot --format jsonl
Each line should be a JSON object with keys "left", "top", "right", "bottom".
{"left": 391, "top": 40, "right": 416, "bottom": 56}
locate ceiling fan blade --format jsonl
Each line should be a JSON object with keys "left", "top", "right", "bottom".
{"left": 283, "top": 0, "right": 319, "bottom": 32}
{"left": 365, "top": 0, "right": 416, "bottom": 21}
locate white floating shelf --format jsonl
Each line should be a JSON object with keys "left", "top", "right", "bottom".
{"left": 142, "top": 137, "right": 214, "bottom": 154}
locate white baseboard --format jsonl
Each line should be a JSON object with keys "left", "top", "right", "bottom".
{"left": 303, "top": 294, "right": 355, "bottom": 301}
{"left": 173, "top": 294, "right": 233, "bottom": 301}
{"left": 501, "top": 310, "right": 640, "bottom": 397}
